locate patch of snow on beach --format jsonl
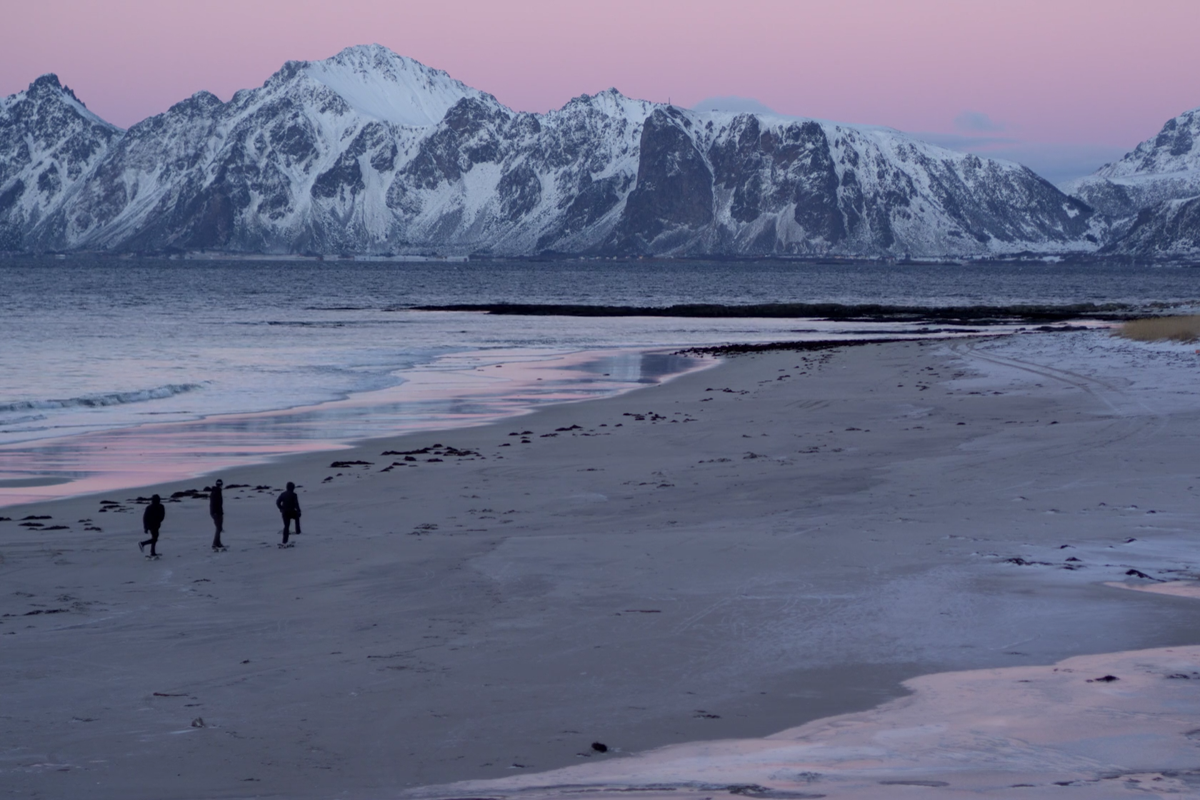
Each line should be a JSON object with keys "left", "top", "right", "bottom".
{"left": 945, "top": 328, "right": 1200, "bottom": 417}
{"left": 943, "top": 328, "right": 1200, "bottom": 591}
{"left": 406, "top": 645, "right": 1200, "bottom": 799}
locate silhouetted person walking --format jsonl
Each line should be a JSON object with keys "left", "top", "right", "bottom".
{"left": 139, "top": 494, "right": 165, "bottom": 557}
{"left": 276, "top": 482, "right": 301, "bottom": 547}
{"left": 210, "top": 479, "right": 225, "bottom": 550}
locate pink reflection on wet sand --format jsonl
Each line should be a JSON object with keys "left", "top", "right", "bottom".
{"left": 0, "top": 348, "right": 708, "bottom": 508}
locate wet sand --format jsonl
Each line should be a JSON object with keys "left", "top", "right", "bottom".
{"left": 3, "top": 332, "right": 1200, "bottom": 799}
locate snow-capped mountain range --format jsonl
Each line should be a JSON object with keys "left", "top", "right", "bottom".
{"left": 0, "top": 45, "right": 1194, "bottom": 258}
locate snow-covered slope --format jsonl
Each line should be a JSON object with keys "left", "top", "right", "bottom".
{"left": 1064, "top": 108, "right": 1200, "bottom": 219}
{"left": 1103, "top": 195, "right": 1200, "bottom": 258}
{"left": 28, "top": 45, "right": 502, "bottom": 252}
{"left": 1098, "top": 107, "right": 1200, "bottom": 179}
{"left": 302, "top": 44, "right": 482, "bottom": 128}
{"left": 0, "top": 74, "right": 121, "bottom": 250}
{"left": 4, "top": 45, "right": 1104, "bottom": 257}
{"left": 607, "top": 107, "right": 1098, "bottom": 256}
{"left": 1062, "top": 107, "right": 1200, "bottom": 257}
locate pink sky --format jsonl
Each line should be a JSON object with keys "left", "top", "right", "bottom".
{"left": 3, "top": 0, "right": 1197, "bottom": 171}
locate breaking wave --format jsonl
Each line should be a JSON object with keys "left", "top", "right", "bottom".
{"left": 0, "top": 383, "right": 205, "bottom": 414}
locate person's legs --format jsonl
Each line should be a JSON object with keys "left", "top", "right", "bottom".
{"left": 212, "top": 513, "right": 224, "bottom": 548}
{"left": 148, "top": 528, "right": 159, "bottom": 555}
{"left": 281, "top": 515, "right": 290, "bottom": 545}
{"left": 293, "top": 513, "right": 301, "bottom": 535}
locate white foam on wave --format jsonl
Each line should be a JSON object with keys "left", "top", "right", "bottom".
{"left": 0, "top": 383, "right": 205, "bottom": 414}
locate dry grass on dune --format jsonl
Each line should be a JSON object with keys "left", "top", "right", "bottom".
{"left": 1117, "top": 315, "right": 1200, "bottom": 343}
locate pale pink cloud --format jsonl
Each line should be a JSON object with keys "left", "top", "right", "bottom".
{"left": 2, "top": 0, "right": 1197, "bottom": 151}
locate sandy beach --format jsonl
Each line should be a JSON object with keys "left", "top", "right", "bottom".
{"left": 3, "top": 330, "right": 1200, "bottom": 799}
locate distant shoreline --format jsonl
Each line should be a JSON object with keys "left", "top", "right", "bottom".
{"left": 2, "top": 250, "right": 1198, "bottom": 268}
{"left": 414, "top": 301, "right": 1140, "bottom": 323}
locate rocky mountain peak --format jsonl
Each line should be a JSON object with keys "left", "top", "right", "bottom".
{"left": 0, "top": 73, "right": 123, "bottom": 250}
{"left": 292, "top": 44, "right": 488, "bottom": 128}
{"left": 559, "top": 88, "right": 653, "bottom": 120}
{"left": 321, "top": 43, "right": 435, "bottom": 75}
{"left": 5, "top": 73, "right": 114, "bottom": 128}
{"left": 28, "top": 73, "right": 65, "bottom": 96}
{"left": 1097, "top": 106, "right": 1200, "bottom": 179}
{"left": 1063, "top": 104, "right": 1200, "bottom": 247}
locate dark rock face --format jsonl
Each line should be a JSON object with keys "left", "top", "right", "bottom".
{"left": 553, "top": 175, "right": 623, "bottom": 242}
{"left": 401, "top": 98, "right": 509, "bottom": 191}
{"left": 609, "top": 109, "right": 714, "bottom": 253}
{"left": 0, "top": 179, "right": 23, "bottom": 214}
{"left": 603, "top": 111, "right": 1096, "bottom": 257}
{"left": 708, "top": 114, "right": 765, "bottom": 224}
{"left": 497, "top": 164, "right": 542, "bottom": 221}
{"left": 312, "top": 149, "right": 366, "bottom": 201}
{"left": 1103, "top": 196, "right": 1200, "bottom": 257}
{"left": 1068, "top": 178, "right": 1137, "bottom": 219}
{"left": 784, "top": 122, "right": 845, "bottom": 245}
{"left": 705, "top": 117, "right": 863, "bottom": 251}
{"left": 0, "top": 46, "right": 1118, "bottom": 258}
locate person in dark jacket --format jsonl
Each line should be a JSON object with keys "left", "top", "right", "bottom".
{"left": 139, "top": 495, "right": 166, "bottom": 556}
{"left": 210, "top": 478, "right": 225, "bottom": 550}
{"left": 276, "top": 482, "right": 301, "bottom": 546}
